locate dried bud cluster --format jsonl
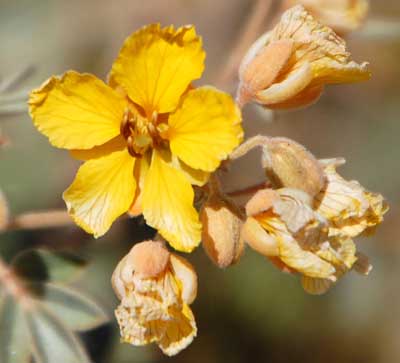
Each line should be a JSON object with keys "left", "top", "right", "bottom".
{"left": 282, "top": 0, "right": 369, "bottom": 35}
{"left": 242, "top": 144, "right": 387, "bottom": 294}
{"left": 112, "top": 241, "right": 198, "bottom": 356}
{"left": 238, "top": 5, "right": 370, "bottom": 109}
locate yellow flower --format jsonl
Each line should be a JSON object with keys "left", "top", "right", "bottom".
{"left": 242, "top": 188, "right": 365, "bottom": 294}
{"left": 237, "top": 5, "right": 370, "bottom": 109}
{"left": 315, "top": 158, "right": 388, "bottom": 239}
{"left": 282, "top": 0, "right": 369, "bottom": 35}
{"left": 29, "top": 24, "right": 243, "bottom": 252}
{"left": 112, "top": 241, "right": 198, "bottom": 356}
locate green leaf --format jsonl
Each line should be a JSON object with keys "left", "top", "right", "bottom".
{"left": 26, "top": 304, "right": 91, "bottom": 363}
{"left": 12, "top": 248, "right": 87, "bottom": 284}
{"left": 0, "top": 294, "right": 31, "bottom": 363}
{"left": 40, "top": 283, "right": 109, "bottom": 331}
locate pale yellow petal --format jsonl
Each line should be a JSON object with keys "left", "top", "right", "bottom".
{"left": 170, "top": 254, "right": 198, "bottom": 304}
{"left": 168, "top": 87, "right": 243, "bottom": 172}
{"left": 301, "top": 276, "right": 333, "bottom": 295}
{"left": 270, "top": 5, "right": 370, "bottom": 86}
{"left": 158, "top": 304, "right": 197, "bottom": 356}
{"left": 63, "top": 149, "right": 136, "bottom": 237}
{"left": 109, "top": 24, "right": 205, "bottom": 115}
{"left": 142, "top": 150, "right": 201, "bottom": 252}
{"left": 29, "top": 71, "right": 126, "bottom": 149}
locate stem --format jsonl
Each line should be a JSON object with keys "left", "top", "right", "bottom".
{"left": 216, "top": 0, "right": 273, "bottom": 89}
{"left": 227, "top": 181, "right": 271, "bottom": 197}
{"left": 229, "top": 135, "right": 271, "bottom": 161}
{"left": 5, "top": 209, "right": 74, "bottom": 231}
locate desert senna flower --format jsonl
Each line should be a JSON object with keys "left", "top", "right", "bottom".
{"left": 112, "top": 241, "right": 197, "bottom": 356}
{"left": 242, "top": 188, "right": 361, "bottom": 294}
{"left": 29, "top": 24, "right": 243, "bottom": 251}
{"left": 282, "top": 0, "right": 369, "bottom": 35}
{"left": 237, "top": 5, "right": 370, "bottom": 108}
{"left": 315, "top": 158, "right": 388, "bottom": 239}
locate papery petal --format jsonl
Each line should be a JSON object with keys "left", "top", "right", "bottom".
{"left": 142, "top": 150, "right": 201, "bottom": 252}
{"left": 109, "top": 24, "right": 205, "bottom": 115}
{"left": 270, "top": 5, "right": 370, "bottom": 85}
{"left": 158, "top": 304, "right": 197, "bottom": 356}
{"left": 170, "top": 254, "right": 198, "bottom": 304}
{"left": 29, "top": 71, "right": 126, "bottom": 149}
{"left": 301, "top": 276, "right": 333, "bottom": 295}
{"left": 63, "top": 149, "right": 136, "bottom": 237}
{"left": 168, "top": 87, "right": 243, "bottom": 172}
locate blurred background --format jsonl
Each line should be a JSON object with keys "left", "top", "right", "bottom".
{"left": 1, "top": 0, "right": 400, "bottom": 362}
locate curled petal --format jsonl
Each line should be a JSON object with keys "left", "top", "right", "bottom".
{"left": 29, "top": 71, "right": 126, "bottom": 149}
{"left": 63, "top": 149, "right": 136, "bottom": 237}
{"left": 109, "top": 24, "right": 205, "bottom": 115}
{"left": 142, "top": 150, "right": 201, "bottom": 252}
{"left": 168, "top": 87, "right": 243, "bottom": 172}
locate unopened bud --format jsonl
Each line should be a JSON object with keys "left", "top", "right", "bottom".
{"left": 262, "top": 137, "right": 325, "bottom": 197}
{"left": 201, "top": 194, "right": 245, "bottom": 268}
{"left": 238, "top": 39, "right": 294, "bottom": 106}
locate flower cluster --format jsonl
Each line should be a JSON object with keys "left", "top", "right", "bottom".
{"left": 28, "top": 4, "right": 387, "bottom": 356}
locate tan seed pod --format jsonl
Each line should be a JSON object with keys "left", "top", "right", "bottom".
{"left": 262, "top": 137, "right": 325, "bottom": 197}
{"left": 201, "top": 194, "right": 245, "bottom": 268}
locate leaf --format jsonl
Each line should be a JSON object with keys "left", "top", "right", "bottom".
{"left": 0, "top": 294, "right": 31, "bottom": 363}
{"left": 12, "top": 249, "right": 87, "bottom": 284}
{"left": 40, "top": 283, "right": 109, "bottom": 331}
{"left": 26, "top": 304, "right": 91, "bottom": 363}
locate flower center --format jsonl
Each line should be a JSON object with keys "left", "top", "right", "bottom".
{"left": 120, "top": 108, "right": 169, "bottom": 157}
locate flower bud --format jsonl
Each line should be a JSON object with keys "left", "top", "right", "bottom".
{"left": 237, "top": 5, "right": 370, "bottom": 109}
{"left": 262, "top": 137, "right": 325, "bottom": 197}
{"left": 201, "top": 194, "right": 245, "bottom": 268}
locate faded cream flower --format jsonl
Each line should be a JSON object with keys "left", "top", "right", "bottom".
{"left": 315, "top": 158, "right": 388, "bottom": 239}
{"left": 112, "top": 241, "right": 197, "bottom": 356}
{"left": 238, "top": 5, "right": 370, "bottom": 109}
{"left": 282, "top": 0, "right": 369, "bottom": 35}
{"left": 242, "top": 188, "right": 368, "bottom": 294}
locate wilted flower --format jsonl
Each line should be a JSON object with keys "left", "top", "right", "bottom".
{"left": 242, "top": 188, "right": 362, "bottom": 294}
{"left": 315, "top": 158, "right": 388, "bottom": 239}
{"left": 29, "top": 24, "right": 243, "bottom": 252}
{"left": 237, "top": 5, "right": 370, "bottom": 109}
{"left": 112, "top": 241, "right": 198, "bottom": 356}
{"left": 282, "top": 0, "right": 369, "bottom": 35}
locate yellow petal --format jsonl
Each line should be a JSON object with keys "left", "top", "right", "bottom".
{"left": 170, "top": 254, "right": 198, "bottom": 305}
{"left": 168, "top": 87, "right": 243, "bottom": 172}
{"left": 109, "top": 24, "right": 205, "bottom": 115}
{"left": 142, "top": 150, "right": 201, "bottom": 252}
{"left": 158, "top": 304, "right": 197, "bottom": 356}
{"left": 63, "top": 149, "right": 136, "bottom": 237}
{"left": 70, "top": 136, "right": 126, "bottom": 161}
{"left": 29, "top": 71, "right": 126, "bottom": 150}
